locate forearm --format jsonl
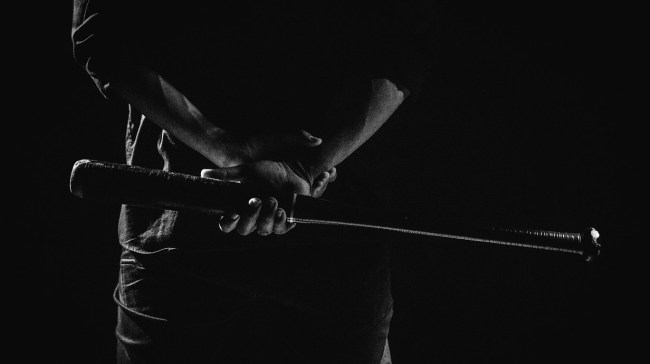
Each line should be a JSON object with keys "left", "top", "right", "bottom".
{"left": 108, "top": 66, "right": 240, "bottom": 168}
{"left": 298, "top": 78, "right": 406, "bottom": 182}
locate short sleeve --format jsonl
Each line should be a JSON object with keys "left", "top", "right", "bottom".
{"left": 71, "top": 0, "right": 139, "bottom": 98}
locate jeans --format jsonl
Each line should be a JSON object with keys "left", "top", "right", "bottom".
{"left": 115, "top": 244, "right": 393, "bottom": 364}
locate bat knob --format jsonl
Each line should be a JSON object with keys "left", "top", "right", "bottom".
{"left": 583, "top": 227, "right": 601, "bottom": 262}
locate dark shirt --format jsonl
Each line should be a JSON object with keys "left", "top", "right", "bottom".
{"left": 72, "top": 0, "right": 435, "bottom": 316}
{"left": 72, "top": 0, "right": 434, "bottom": 253}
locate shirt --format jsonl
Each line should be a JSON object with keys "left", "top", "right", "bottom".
{"left": 71, "top": 0, "right": 435, "bottom": 253}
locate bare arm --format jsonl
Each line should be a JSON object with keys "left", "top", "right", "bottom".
{"left": 293, "top": 78, "right": 407, "bottom": 187}
{"left": 204, "top": 77, "right": 406, "bottom": 191}
{"left": 107, "top": 66, "right": 322, "bottom": 168}
{"left": 109, "top": 67, "right": 234, "bottom": 167}
{"left": 72, "top": 1, "right": 322, "bottom": 168}
{"left": 203, "top": 77, "right": 407, "bottom": 236}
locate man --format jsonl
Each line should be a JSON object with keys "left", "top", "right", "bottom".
{"left": 72, "top": 1, "right": 433, "bottom": 362}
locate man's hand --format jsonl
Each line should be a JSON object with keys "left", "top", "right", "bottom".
{"left": 201, "top": 161, "right": 337, "bottom": 236}
{"left": 217, "top": 130, "right": 324, "bottom": 168}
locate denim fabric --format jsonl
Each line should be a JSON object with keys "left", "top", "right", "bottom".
{"left": 115, "top": 247, "right": 393, "bottom": 364}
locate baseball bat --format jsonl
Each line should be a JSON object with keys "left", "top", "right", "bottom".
{"left": 69, "top": 159, "right": 601, "bottom": 261}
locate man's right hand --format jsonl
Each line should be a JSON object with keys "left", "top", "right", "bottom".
{"left": 201, "top": 161, "right": 337, "bottom": 236}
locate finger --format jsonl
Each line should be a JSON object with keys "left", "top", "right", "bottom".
{"left": 311, "top": 171, "right": 330, "bottom": 198}
{"left": 314, "top": 171, "right": 330, "bottom": 186}
{"left": 256, "top": 197, "right": 278, "bottom": 236}
{"left": 283, "top": 130, "right": 322, "bottom": 147}
{"left": 219, "top": 211, "right": 240, "bottom": 233}
{"left": 201, "top": 166, "right": 245, "bottom": 182}
{"left": 272, "top": 209, "right": 296, "bottom": 235}
{"left": 327, "top": 167, "right": 337, "bottom": 182}
{"left": 313, "top": 167, "right": 337, "bottom": 187}
{"left": 236, "top": 197, "right": 262, "bottom": 235}
{"left": 312, "top": 180, "right": 324, "bottom": 198}
{"left": 299, "top": 130, "right": 322, "bottom": 146}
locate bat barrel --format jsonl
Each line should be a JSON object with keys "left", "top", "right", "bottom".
{"left": 484, "top": 227, "right": 601, "bottom": 261}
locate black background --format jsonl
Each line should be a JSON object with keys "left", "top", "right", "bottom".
{"left": 12, "top": 1, "right": 638, "bottom": 363}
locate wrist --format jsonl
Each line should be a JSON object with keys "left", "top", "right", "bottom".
{"left": 205, "top": 128, "right": 250, "bottom": 168}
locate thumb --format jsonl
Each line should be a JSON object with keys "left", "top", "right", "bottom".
{"left": 201, "top": 166, "right": 245, "bottom": 182}
{"left": 283, "top": 130, "right": 322, "bottom": 147}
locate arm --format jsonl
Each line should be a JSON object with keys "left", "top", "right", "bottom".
{"left": 288, "top": 0, "right": 436, "bottom": 188}
{"left": 71, "top": 1, "right": 334, "bottom": 237}
{"left": 203, "top": 77, "right": 405, "bottom": 194}
{"left": 291, "top": 78, "right": 406, "bottom": 187}
{"left": 203, "top": 78, "right": 405, "bottom": 236}
{"left": 71, "top": 2, "right": 321, "bottom": 169}
{"left": 109, "top": 66, "right": 242, "bottom": 168}
{"left": 102, "top": 66, "right": 326, "bottom": 168}
{"left": 201, "top": 5, "right": 431, "bottom": 235}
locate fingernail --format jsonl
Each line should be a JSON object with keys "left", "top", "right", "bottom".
{"left": 229, "top": 212, "right": 239, "bottom": 220}
{"left": 276, "top": 210, "right": 284, "bottom": 218}
{"left": 248, "top": 198, "right": 261, "bottom": 207}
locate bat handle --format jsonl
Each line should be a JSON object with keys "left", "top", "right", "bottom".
{"left": 69, "top": 159, "right": 292, "bottom": 215}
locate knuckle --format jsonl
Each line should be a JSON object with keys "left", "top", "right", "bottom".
{"left": 262, "top": 197, "right": 278, "bottom": 210}
{"left": 273, "top": 223, "right": 286, "bottom": 234}
{"left": 237, "top": 224, "right": 255, "bottom": 235}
